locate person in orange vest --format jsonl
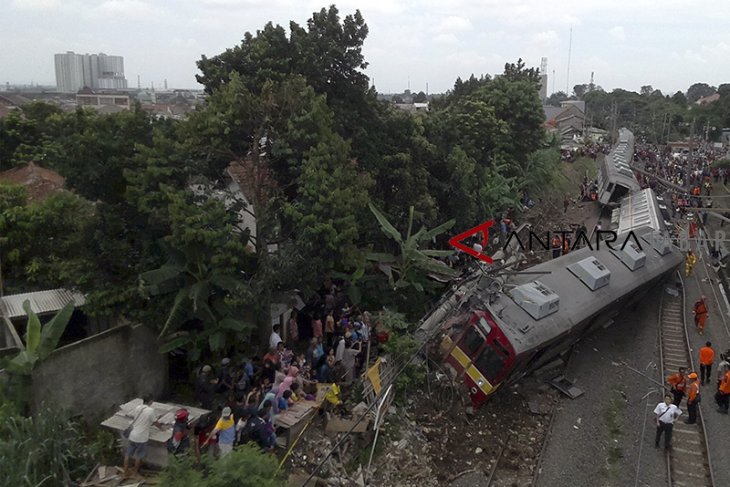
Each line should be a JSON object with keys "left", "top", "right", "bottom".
{"left": 693, "top": 296, "right": 708, "bottom": 335}
{"left": 684, "top": 373, "right": 700, "bottom": 424}
{"left": 685, "top": 250, "right": 697, "bottom": 277}
{"left": 667, "top": 367, "right": 687, "bottom": 406}
{"left": 563, "top": 236, "right": 571, "bottom": 255}
{"left": 715, "top": 364, "right": 730, "bottom": 414}
{"left": 551, "top": 234, "right": 562, "bottom": 259}
{"left": 699, "top": 341, "right": 715, "bottom": 385}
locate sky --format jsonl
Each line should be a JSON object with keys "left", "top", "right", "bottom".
{"left": 3, "top": 0, "right": 730, "bottom": 95}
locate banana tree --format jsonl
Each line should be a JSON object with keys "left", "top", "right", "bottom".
{"left": 139, "top": 243, "right": 255, "bottom": 360}
{"left": 367, "top": 203, "right": 459, "bottom": 292}
{"left": 5, "top": 300, "right": 74, "bottom": 375}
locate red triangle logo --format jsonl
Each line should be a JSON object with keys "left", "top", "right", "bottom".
{"left": 449, "top": 220, "right": 495, "bottom": 264}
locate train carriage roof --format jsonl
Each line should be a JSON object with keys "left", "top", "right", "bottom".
{"left": 483, "top": 225, "right": 682, "bottom": 355}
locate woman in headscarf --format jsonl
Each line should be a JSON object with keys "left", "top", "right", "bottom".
{"left": 259, "top": 391, "right": 278, "bottom": 423}
{"left": 270, "top": 363, "right": 287, "bottom": 395}
{"left": 275, "top": 366, "right": 299, "bottom": 401}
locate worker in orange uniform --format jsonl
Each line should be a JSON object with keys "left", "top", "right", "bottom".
{"left": 667, "top": 367, "right": 687, "bottom": 406}
{"left": 684, "top": 373, "right": 700, "bottom": 424}
{"left": 685, "top": 250, "right": 697, "bottom": 277}
{"left": 689, "top": 219, "right": 698, "bottom": 240}
{"left": 693, "top": 296, "right": 709, "bottom": 335}
{"left": 551, "top": 234, "right": 562, "bottom": 259}
{"left": 699, "top": 341, "right": 715, "bottom": 385}
{"left": 715, "top": 365, "right": 730, "bottom": 414}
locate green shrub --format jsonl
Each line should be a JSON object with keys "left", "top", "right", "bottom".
{"left": 0, "top": 407, "right": 94, "bottom": 486}
{"left": 158, "top": 444, "right": 285, "bottom": 487}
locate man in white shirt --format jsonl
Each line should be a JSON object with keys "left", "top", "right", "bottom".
{"left": 654, "top": 393, "right": 682, "bottom": 449}
{"left": 124, "top": 396, "right": 162, "bottom": 479}
{"left": 269, "top": 324, "right": 283, "bottom": 350}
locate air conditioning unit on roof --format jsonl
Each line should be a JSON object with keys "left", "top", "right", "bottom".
{"left": 567, "top": 257, "right": 611, "bottom": 291}
{"left": 511, "top": 281, "right": 559, "bottom": 320}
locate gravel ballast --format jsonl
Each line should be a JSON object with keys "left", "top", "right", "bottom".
{"left": 536, "top": 285, "right": 668, "bottom": 487}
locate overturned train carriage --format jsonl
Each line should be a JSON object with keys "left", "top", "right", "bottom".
{"left": 419, "top": 224, "right": 682, "bottom": 409}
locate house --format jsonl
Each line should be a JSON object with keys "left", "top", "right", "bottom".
{"left": 544, "top": 103, "right": 585, "bottom": 142}
{"left": 0, "top": 93, "right": 30, "bottom": 119}
{"left": 76, "top": 87, "right": 131, "bottom": 111}
{"left": 0, "top": 161, "right": 66, "bottom": 202}
{"left": 695, "top": 93, "right": 720, "bottom": 106}
{"left": 394, "top": 102, "right": 429, "bottom": 113}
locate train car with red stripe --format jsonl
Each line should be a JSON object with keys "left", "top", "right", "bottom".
{"left": 422, "top": 223, "right": 682, "bottom": 409}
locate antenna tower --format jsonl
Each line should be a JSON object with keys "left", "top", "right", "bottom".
{"left": 566, "top": 26, "right": 572, "bottom": 93}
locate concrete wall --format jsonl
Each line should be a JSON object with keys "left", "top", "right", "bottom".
{"left": 31, "top": 323, "right": 167, "bottom": 421}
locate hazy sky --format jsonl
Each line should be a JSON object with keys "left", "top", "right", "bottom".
{"left": 3, "top": 0, "right": 730, "bottom": 95}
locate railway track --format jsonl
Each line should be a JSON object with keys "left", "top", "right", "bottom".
{"left": 658, "top": 273, "right": 715, "bottom": 486}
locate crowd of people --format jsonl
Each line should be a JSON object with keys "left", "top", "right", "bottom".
{"left": 638, "top": 141, "right": 730, "bottom": 451}
{"left": 179, "top": 286, "right": 383, "bottom": 461}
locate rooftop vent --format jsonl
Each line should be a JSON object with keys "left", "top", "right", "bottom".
{"left": 641, "top": 231, "right": 672, "bottom": 256}
{"left": 610, "top": 241, "right": 646, "bottom": 271}
{"left": 567, "top": 257, "right": 611, "bottom": 291}
{"left": 511, "top": 281, "right": 559, "bottom": 320}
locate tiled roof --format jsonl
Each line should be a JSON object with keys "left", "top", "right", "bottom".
{"left": 0, "top": 161, "right": 65, "bottom": 202}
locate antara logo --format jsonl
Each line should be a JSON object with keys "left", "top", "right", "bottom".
{"left": 449, "top": 220, "right": 646, "bottom": 263}
{"left": 449, "top": 221, "right": 495, "bottom": 264}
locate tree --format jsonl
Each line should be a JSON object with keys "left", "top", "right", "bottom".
{"left": 546, "top": 91, "right": 569, "bottom": 106}
{"left": 139, "top": 191, "right": 254, "bottom": 360}
{"left": 284, "top": 124, "right": 372, "bottom": 279}
{"left": 687, "top": 83, "right": 716, "bottom": 103}
{"left": 367, "top": 203, "right": 458, "bottom": 293}
{"left": 4, "top": 301, "right": 74, "bottom": 375}
{"left": 0, "top": 184, "right": 98, "bottom": 294}
{"left": 503, "top": 58, "right": 540, "bottom": 85}
{"left": 640, "top": 85, "right": 654, "bottom": 96}
{"left": 573, "top": 84, "right": 589, "bottom": 99}
{"left": 717, "top": 83, "right": 730, "bottom": 97}
{"left": 671, "top": 91, "right": 687, "bottom": 107}
{"left": 414, "top": 91, "right": 428, "bottom": 103}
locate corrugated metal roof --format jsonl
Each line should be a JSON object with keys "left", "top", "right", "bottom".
{"left": 0, "top": 289, "right": 86, "bottom": 319}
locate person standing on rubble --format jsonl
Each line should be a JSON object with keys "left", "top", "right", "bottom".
{"left": 203, "top": 406, "right": 236, "bottom": 457}
{"left": 124, "top": 396, "right": 162, "bottom": 479}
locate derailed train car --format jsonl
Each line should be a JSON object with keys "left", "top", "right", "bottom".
{"left": 419, "top": 221, "right": 682, "bottom": 409}
{"left": 596, "top": 128, "right": 640, "bottom": 206}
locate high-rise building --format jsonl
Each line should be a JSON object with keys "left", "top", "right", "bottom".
{"left": 54, "top": 52, "right": 127, "bottom": 93}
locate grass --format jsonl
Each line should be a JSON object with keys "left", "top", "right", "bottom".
{"left": 603, "top": 388, "right": 625, "bottom": 479}
{"left": 533, "top": 155, "right": 599, "bottom": 208}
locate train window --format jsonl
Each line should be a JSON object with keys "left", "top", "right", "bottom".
{"left": 477, "top": 317, "right": 492, "bottom": 336}
{"left": 474, "top": 347, "right": 504, "bottom": 382}
{"left": 462, "top": 327, "right": 485, "bottom": 355}
{"left": 492, "top": 339, "right": 510, "bottom": 359}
